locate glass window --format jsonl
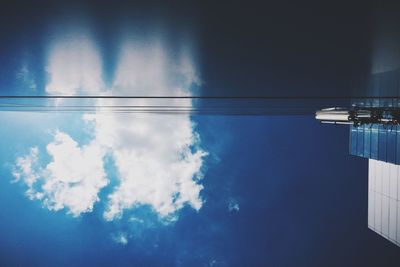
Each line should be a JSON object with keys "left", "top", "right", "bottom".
{"left": 378, "top": 125, "right": 387, "bottom": 162}
{"left": 371, "top": 125, "right": 379, "bottom": 160}
{"left": 364, "top": 125, "right": 371, "bottom": 158}
{"left": 350, "top": 126, "right": 358, "bottom": 156}
{"left": 387, "top": 127, "right": 397, "bottom": 164}
{"left": 357, "top": 126, "right": 364, "bottom": 157}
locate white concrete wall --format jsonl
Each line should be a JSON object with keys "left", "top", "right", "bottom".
{"left": 368, "top": 159, "right": 400, "bottom": 246}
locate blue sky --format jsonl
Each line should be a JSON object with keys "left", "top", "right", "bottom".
{"left": 1, "top": 112, "right": 400, "bottom": 266}
{"left": 0, "top": 2, "right": 400, "bottom": 266}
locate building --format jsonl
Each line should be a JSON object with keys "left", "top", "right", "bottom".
{"left": 316, "top": 105, "right": 400, "bottom": 247}
{"left": 350, "top": 125, "right": 400, "bottom": 247}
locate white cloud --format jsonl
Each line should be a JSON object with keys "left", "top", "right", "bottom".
{"left": 13, "top": 131, "right": 108, "bottom": 216}
{"left": 14, "top": 34, "right": 206, "bottom": 222}
{"left": 111, "top": 232, "right": 129, "bottom": 245}
{"left": 89, "top": 40, "right": 206, "bottom": 221}
{"left": 83, "top": 108, "right": 206, "bottom": 221}
{"left": 228, "top": 198, "right": 240, "bottom": 212}
{"left": 45, "top": 32, "right": 104, "bottom": 95}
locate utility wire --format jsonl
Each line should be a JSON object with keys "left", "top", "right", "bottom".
{"left": 0, "top": 96, "right": 393, "bottom": 115}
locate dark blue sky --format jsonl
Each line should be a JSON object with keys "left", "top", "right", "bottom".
{"left": 0, "top": 0, "right": 375, "bottom": 97}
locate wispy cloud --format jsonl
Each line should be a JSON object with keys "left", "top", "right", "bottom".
{"left": 16, "top": 63, "right": 36, "bottom": 91}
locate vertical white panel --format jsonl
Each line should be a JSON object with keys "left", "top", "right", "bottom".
{"left": 369, "top": 159, "right": 376, "bottom": 191}
{"left": 382, "top": 196, "right": 389, "bottom": 237}
{"left": 375, "top": 193, "right": 382, "bottom": 233}
{"left": 389, "top": 163, "right": 398, "bottom": 199}
{"left": 398, "top": 166, "right": 400, "bottom": 201}
{"left": 397, "top": 201, "right": 400, "bottom": 245}
{"left": 389, "top": 199, "right": 397, "bottom": 241}
{"left": 368, "top": 190, "right": 375, "bottom": 229}
{"left": 383, "top": 164, "right": 390, "bottom": 196}
{"left": 368, "top": 160, "right": 400, "bottom": 246}
{"left": 376, "top": 161, "right": 383, "bottom": 193}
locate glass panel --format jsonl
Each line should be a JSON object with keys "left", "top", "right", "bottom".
{"left": 378, "top": 125, "right": 387, "bottom": 162}
{"left": 364, "top": 124, "right": 371, "bottom": 158}
{"left": 396, "top": 126, "right": 400, "bottom": 165}
{"left": 371, "top": 125, "right": 379, "bottom": 160}
{"left": 350, "top": 126, "right": 358, "bottom": 156}
{"left": 357, "top": 126, "right": 364, "bottom": 157}
{"left": 387, "top": 127, "right": 397, "bottom": 164}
